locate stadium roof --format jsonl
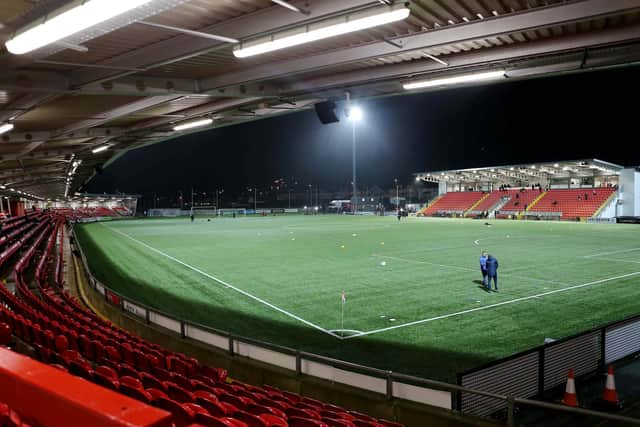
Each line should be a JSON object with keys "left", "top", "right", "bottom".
{"left": 414, "top": 158, "right": 623, "bottom": 184}
{"left": 0, "top": 1, "right": 640, "bottom": 200}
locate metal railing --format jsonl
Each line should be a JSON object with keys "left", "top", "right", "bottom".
{"left": 70, "top": 224, "right": 640, "bottom": 426}
{"left": 458, "top": 312, "right": 640, "bottom": 420}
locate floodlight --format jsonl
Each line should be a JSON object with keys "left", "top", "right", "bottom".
{"left": 0, "top": 123, "right": 14, "bottom": 135}
{"left": 234, "top": 5, "right": 410, "bottom": 58}
{"left": 348, "top": 106, "right": 363, "bottom": 121}
{"left": 92, "top": 145, "right": 109, "bottom": 154}
{"left": 403, "top": 70, "right": 506, "bottom": 90}
{"left": 173, "top": 118, "right": 213, "bottom": 131}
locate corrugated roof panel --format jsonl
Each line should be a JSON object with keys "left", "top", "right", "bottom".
{"left": 13, "top": 95, "right": 144, "bottom": 131}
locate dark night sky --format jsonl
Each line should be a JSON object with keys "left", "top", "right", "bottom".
{"left": 88, "top": 66, "right": 640, "bottom": 196}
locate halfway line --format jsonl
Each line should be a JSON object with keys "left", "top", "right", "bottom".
{"left": 101, "top": 223, "right": 341, "bottom": 339}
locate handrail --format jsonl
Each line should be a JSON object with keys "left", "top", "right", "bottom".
{"left": 70, "top": 221, "right": 640, "bottom": 426}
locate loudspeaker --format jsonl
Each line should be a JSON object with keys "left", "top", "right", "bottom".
{"left": 94, "top": 165, "right": 103, "bottom": 175}
{"left": 314, "top": 101, "right": 339, "bottom": 124}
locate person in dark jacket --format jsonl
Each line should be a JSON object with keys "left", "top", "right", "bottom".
{"left": 486, "top": 255, "right": 499, "bottom": 291}
{"left": 479, "top": 251, "right": 488, "bottom": 288}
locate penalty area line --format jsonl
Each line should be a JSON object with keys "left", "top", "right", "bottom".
{"left": 101, "top": 223, "right": 343, "bottom": 340}
{"left": 344, "top": 271, "right": 640, "bottom": 340}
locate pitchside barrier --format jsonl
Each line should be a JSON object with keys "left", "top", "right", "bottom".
{"left": 70, "top": 224, "right": 640, "bottom": 425}
{"left": 148, "top": 208, "right": 300, "bottom": 217}
{"left": 457, "top": 314, "right": 640, "bottom": 418}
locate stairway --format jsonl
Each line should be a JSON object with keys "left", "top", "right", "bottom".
{"left": 464, "top": 193, "right": 490, "bottom": 217}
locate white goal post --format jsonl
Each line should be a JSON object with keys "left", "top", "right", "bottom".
{"left": 217, "top": 208, "right": 246, "bottom": 217}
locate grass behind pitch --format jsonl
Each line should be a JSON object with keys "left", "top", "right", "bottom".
{"left": 74, "top": 215, "right": 640, "bottom": 381}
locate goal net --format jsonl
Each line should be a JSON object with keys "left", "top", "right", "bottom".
{"left": 217, "top": 208, "right": 246, "bottom": 217}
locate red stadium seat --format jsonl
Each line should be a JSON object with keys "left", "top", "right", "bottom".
{"left": 322, "top": 418, "right": 356, "bottom": 427}
{"left": 195, "top": 395, "right": 228, "bottom": 417}
{"left": 0, "top": 322, "right": 12, "bottom": 346}
{"left": 120, "top": 383, "right": 153, "bottom": 403}
{"left": 258, "top": 413, "right": 288, "bottom": 427}
{"left": 118, "top": 363, "right": 142, "bottom": 380}
{"left": 246, "top": 403, "right": 287, "bottom": 420}
{"left": 165, "top": 381, "right": 195, "bottom": 403}
{"left": 219, "top": 393, "right": 253, "bottom": 410}
{"left": 233, "top": 410, "right": 270, "bottom": 427}
{"left": 68, "top": 359, "right": 94, "bottom": 381}
{"left": 288, "top": 417, "right": 329, "bottom": 427}
{"left": 348, "top": 412, "right": 378, "bottom": 423}
{"left": 286, "top": 407, "right": 322, "bottom": 420}
{"left": 146, "top": 388, "right": 169, "bottom": 401}
{"left": 120, "top": 375, "right": 144, "bottom": 390}
{"left": 151, "top": 397, "right": 194, "bottom": 427}
{"left": 320, "top": 410, "right": 355, "bottom": 421}
{"left": 194, "top": 413, "right": 240, "bottom": 427}
{"left": 95, "top": 365, "right": 119, "bottom": 381}
{"left": 140, "top": 372, "right": 168, "bottom": 391}
{"left": 93, "top": 371, "right": 120, "bottom": 391}
{"left": 54, "top": 334, "right": 68, "bottom": 353}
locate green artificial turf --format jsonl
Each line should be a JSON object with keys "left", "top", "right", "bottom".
{"left": 74, "top": 215, "right": 640, "bottom": 381}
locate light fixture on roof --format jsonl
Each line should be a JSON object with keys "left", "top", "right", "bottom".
{"left": 5, "top": 0, "right": 153, "bottom": 55}
{"left": 0, "top": 123, "right": 14, "bottom": 135}
{"left": 554, "top": 163, "right": 560, "bottom": 167}
{"left": 403, "top": 70, "right": 505, "bottom": 90}
{"left": 347, "top": 106, "right": 363, "bottom": 121}
{"left": 233, "top": 4, "right": 410, "bottom": 58}
{"left": 173, "top": 117, "right": 213, "bottom": 131}
{"left": 92, "top": 145, "right": 109, "bottom": 154}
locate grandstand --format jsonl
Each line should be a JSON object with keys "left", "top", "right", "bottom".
{"left": 416, "top": 159, "right": 635, "bottom": 221}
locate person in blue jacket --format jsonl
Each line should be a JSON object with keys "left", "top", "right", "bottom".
{"left": 479, "top": 251, "right": 488, "bottom": 288}
{"left": 486, "top": 254, "right": 499, "bottom": 291}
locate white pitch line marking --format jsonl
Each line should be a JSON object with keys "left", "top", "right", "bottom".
{"left": 597, "top": 258, "right": 640, "bottom": 265}
{"left": 101, "top": 224, "right": 342, "bottom": 339}
{"left": 583, "top": 248, "right": 640, "bottom": 258}
{"left": 371, "top": 254, "right": 571, "bottom": 286}
{"left": 328, "top": 329, "right": 364, "bottom": 335}
{"left": 344, "top": 271, "right": 640, "bottom": 339}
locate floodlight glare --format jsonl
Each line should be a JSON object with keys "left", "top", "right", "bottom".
{"left": 5, "top": 0, "right": 153, "bottom": 55}
{"left": 348, "top": 106, "right": 363, "bottom": 121}
{"left": 403, "top": 70, "right": 506, "bottom": 90}
{"left": 173, "top": 118, "right": 213, "bottom": 131}
{"left": 234, "top": 5, "right": 410, "bottom": 58}
{"left": 92, "top": 145, "right": 109, "bottom": 154}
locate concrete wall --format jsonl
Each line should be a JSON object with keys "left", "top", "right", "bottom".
{"left": 596, "top": 195, "right": 618, "bottom": 219}
{"left": 618, "top": 169, "right": 640, "bottom": 217}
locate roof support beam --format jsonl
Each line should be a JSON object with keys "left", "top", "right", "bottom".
{"left": 0, "top": 93, "right": 60, "bottom": 123}
{"left": 53, "top": 95, "right": 184, "bottom": 136}
{"left": 0, "top": 128, "right": 123, "bottom": 144}
{"left": 198, "top": 0, "right": 640, "bottom": 91}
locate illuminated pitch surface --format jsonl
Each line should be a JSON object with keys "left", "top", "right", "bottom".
{"left": 74, "top": 216, "right": 640, "bottom": 380}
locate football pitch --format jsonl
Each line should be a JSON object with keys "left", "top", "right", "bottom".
{"left": 74, "top": 215, "right": 640, "bottom": 381}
